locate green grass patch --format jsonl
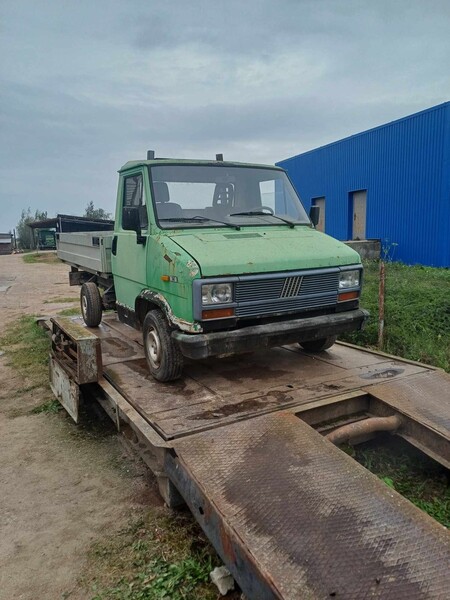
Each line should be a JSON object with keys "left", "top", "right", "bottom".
{"left": 44, "top": 296, "right": 78, "bottom": 304}
{"left": 341, "top": 261, "right": 450, "bottom": 371}
{"left": 86, "top": 510, "right": 223, "bottom": 600}
{"left": 58, "top": 306, "right": 81, "bottom": 316}
{"left": 0, "top": 316, "right": 51, "bottom": 388}
{"left": 22, "top": 252, "right": 60, "bottom": 264}
{"left": 32, "top": 398, "right": 62, "bottom": 414}
{"left": 351, "top": 437, "right": 449, "bottom": 527}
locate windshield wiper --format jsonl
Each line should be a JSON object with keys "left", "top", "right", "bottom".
{"left": 192, "top": 216, "right": 240, "bottom": 230}
{"left": 228, "top": 211, "right": 297, "bottom": 228}
{"left": 159, "top": 216, "right": 240, "bottom": 230}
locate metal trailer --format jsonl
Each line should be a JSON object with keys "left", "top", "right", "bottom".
{"left": 47, "top": 313, "right": 450, "bottom": 600}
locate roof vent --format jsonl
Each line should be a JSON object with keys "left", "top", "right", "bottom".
{"left": 147, "top": 150, "right": 155, "bottom": 160}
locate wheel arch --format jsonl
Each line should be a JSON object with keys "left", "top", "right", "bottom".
{"left": 135, "top": 294, "right": 164, "bottom": 327}
{"left": 135, "top": 290, "right": 202, "bottom": 333}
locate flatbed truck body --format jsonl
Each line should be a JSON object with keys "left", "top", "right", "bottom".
{"left": 48, "top": 314, "right": 450, "bottom": 600}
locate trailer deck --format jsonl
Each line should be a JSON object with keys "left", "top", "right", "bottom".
{"left": 48, "top": 314, "right": 450, "bottom": 599}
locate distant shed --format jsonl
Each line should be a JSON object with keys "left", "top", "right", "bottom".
{"left": 0, "top": 233, "right": 13, "bottom": 255}
{"left": 277, "top": 102, "right": 450, "bottom": 267}
{"left": 29, "top": 214, "right": 115, "bottom": 235}
{"left": 29, "top": 214, "right": 115, "bottom": 250}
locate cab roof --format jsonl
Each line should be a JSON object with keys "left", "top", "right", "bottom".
{"left": 118, "top": 158, "right": 285, "bottom": 173}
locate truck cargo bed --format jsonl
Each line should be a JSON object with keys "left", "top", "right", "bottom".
{"left": 57, "top": 231, "right": 113, "bottom": 276}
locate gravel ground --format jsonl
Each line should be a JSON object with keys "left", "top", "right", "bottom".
{"left": 0, "top": 253, "right": 154, "bottom": 600}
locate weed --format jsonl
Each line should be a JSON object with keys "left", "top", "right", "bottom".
{"left": 341, "top": 261, "right": 450, "bottom": 371}
{"left": 22, "top": 252, "right": 61, "bottom": 265}
{"left": 84, "top": 510, "right": 224, "bottom": 600}
{"left": 355, "top": 437, "right": 450, "bottom": 527}
{"left": 32, "top": 399, "right": 62, "bottom": 414}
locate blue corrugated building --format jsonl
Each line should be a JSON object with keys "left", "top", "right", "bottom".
{"left": 277, "top": 102, "right": 450, "bottom": 267}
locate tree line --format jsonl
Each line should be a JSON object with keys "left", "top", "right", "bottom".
{"left": 15, "top": 202, "right": 112, "bottom": 250}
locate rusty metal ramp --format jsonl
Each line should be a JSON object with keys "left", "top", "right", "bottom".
{"left": 165, "top": 411, "right": 450, "bottom": 600}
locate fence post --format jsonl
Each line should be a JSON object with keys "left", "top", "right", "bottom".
{"left": 378, "top": 261, "right": 386, "bottom": 349}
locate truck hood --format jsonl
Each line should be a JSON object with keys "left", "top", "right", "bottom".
{"left": 169, "top": 227, "right": 361, "bottom": 277}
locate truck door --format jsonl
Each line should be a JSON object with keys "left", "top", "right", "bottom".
{"left": 111, "top": 170, "right": 149, "bottom": 319}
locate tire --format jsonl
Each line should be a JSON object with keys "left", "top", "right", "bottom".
{"left": 299, "top": 336, "right": 337, "bottom": 353}
{"left": 143, "top": 309, "right": 183, "bottom": 382}
{"left": 80, "top": 282, "right": 102, "bottom": 327}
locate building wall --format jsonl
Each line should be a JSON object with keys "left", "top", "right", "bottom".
{"left": 278, "top": 102, "right": 450, "bottom": 267}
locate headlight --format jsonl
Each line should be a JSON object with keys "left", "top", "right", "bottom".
{"left": 202, "top": 283, "right": 233, "bottom": 305}
{"left": 339, "top": 269, "right": 360, "bottom": 289}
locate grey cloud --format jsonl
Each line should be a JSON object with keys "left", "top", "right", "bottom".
{"left": 0, "top": 0, "right": 449, "bottom": 231}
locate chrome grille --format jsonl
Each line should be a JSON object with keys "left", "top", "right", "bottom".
{"left": 281, "top": 276, "right": 303, "bottom": 298}
{"left": 234, "top": 270, "right": 339, "bottom": 318}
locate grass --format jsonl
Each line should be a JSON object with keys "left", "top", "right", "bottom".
{"left": 86, "top": 510, "right": 225, "bottom": 600}
{"left": 58, "top": 306, "right": 81, "bottom": 316}
{"left": 32, "top": 398, "right": 62, "bottom": 414}
{"left": 0, "top": 316, "right": 51, "bottom": 389}
{"left": 341, "top": 261, "right": 450, "bottom": 371}
{"left": 22, "top": 251, "right": 60, "bottom": 264}
{"left": 350, "top": 437, "right": 449, "bottom": 528}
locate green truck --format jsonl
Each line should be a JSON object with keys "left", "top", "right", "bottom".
{"left": 57, "top": 152, "right": 368, "bottom": 381}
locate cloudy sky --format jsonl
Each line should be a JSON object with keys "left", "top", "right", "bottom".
{"left": 1, "top": 0, "right": 449, "bottom": 231}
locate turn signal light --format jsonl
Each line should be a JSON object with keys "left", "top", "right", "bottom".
{"left": 338, "top": 291, "right": 359, "bottom": 302}
{"left": 202, "top": 308, "right": 235, "bottom": 320}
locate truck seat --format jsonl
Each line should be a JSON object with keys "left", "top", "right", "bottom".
{"left": 158, "top": 203, "right": 183, "bottom": 218}
{"left": 153, "top": 181, "right": 183, "bottom": 219}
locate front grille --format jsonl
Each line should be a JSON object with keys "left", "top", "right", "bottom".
{"left": 234, "top": 270, "right": 339, "bottom": 318}
{"left": 281, "top": 276, "right": 303, "bottom": 298}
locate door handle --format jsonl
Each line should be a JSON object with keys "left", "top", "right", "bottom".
{"left": 112, "top": 235, "right": 118, "bottom": 256}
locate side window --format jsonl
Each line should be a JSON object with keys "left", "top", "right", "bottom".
{"left": 123, "top": 174, "right": 148, "bottom": 228}
{"left": 259, "top": 179, "right": 296, "bottom": 217}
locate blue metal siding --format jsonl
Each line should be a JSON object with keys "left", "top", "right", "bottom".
{"left": 278, "top": 103, "right": 450, "bottom": 267}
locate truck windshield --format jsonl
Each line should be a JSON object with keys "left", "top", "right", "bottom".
{"left": 148, "top": 164, "right": 310, "bottom": 228}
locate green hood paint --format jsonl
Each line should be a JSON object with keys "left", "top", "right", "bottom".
{"left": 169, "top": 227, "right": 361, "bottom": 277}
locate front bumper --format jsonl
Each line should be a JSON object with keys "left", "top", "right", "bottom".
{"left": 172, "top": 308, "right": 369, "bottom": 360}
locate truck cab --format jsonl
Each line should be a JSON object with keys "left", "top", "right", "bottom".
{"left": 105, "top": 155, "right": 368, "bottom": 380}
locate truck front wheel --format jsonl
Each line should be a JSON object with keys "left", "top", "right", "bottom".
{"left": 299, "top": 336, "right": 337, "bottom": 353}
{"left": 80, "top": 282, "right": 102, "bottom": 327}
{"left": 143, "top": 310, "right": 183, "bottom": 382}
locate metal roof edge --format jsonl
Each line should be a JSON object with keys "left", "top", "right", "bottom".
{"left": 277, "top": 101, "right": 450, "bottom": 165}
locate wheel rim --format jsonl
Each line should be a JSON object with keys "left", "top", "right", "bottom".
{"left": 81, "top": 294, "right": 88, "bottom": 318}
{"left": 145, "top": 326, "right": 162, "bottom": 369}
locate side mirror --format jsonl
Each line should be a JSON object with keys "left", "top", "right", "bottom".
{"left": 123, "top": 206, "right": 146, "bottom": 244}
{"left": 309, "top": 205, "right": 320, "bottom": 228}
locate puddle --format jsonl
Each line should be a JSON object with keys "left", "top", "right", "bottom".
{"left": 360, "top": 368, "right": 404, "bottom": 380}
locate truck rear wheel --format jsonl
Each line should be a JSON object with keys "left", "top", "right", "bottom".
{"left": 299, "top": 336, "right": 337, "bottom": 353}
{"left": 143, "top": 310, "right": 183, "bottom": 382}
{"left": 80, "top": 282, "right": 102, "bottom": 327}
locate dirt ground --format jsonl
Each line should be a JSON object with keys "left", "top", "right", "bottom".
{"left": 0, "top": 253, "right": 156, "bottom": 600}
